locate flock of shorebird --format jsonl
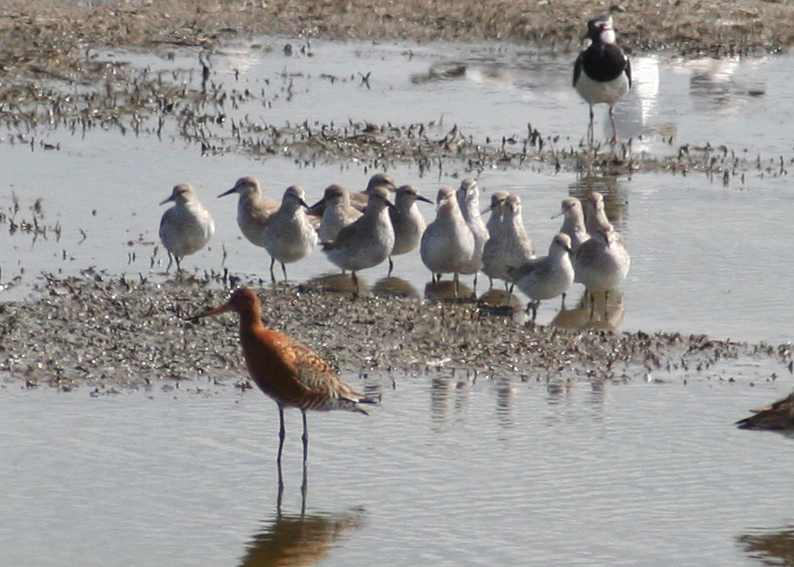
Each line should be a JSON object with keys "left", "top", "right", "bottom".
{"left": 159, "top": 12, "right": 635, "bottom": 315}
{"left": 173, "top": 14, "right": 788, "bottom": 492}
{"left": 159, "top": 173, "right": 632, "bottom": 318}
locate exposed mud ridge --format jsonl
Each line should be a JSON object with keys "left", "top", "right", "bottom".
{"left": 2, "top": 1, "right": 791, "bottom": 178}
{"left": 0, "top": 274, "right": 790, "bottom": 391}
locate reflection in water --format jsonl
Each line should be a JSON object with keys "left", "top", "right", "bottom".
{"left": 304, "top": 273, "right": 360, "bottom": 294}
{"left": 423, "top": 279, "right": 474, "bottom": 301}
{"left": 493, "top": 375, "right": 517, "bottom": 428}
{"left": 371, "top": 276, "right": 420, "bottom": 299}
{"left": 549, "top": 289, "right": 625, "bottom": 332}
{"left": 430, "top": 373, "right": 473, "bottom": 427}
{"left": 738, "top": 525, "right": 794, "bottom": 567}
{"left": 239, "top": 507, "right": 366, "bottom": 567}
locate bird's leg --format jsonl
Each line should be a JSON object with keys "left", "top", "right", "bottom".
{"left": 351, "top": 271, "right": 360, "bottom": 297}
{"left": 277, "top": 405, "right": 285, "bottom": 498}
{"left": 453, "top": 272, "right": 460, "bottom": 298}
{"left": 277, "top": 405, "right": 286, "bottom": 467}
{"left": 387, "top": 256, "right": 394, "bottom": 278}
{"left": 588, "top": 105, "right": 595, "bottom": 146}
{"left": 609, "top": 106, "right": 618, "bottom": 144}
{"left": 472, "top": 272, "right": 478, "bottom": 297}
{"left": 604, "top": 289, "right": 611, "bottom": 319}
{"left": 280, "top": 262, "right": 288, "bottom": 283}
{"left": 269, "top": 257, "right": 277, "bottom": 284}
{"left": 166, "top": 252, "right": 174, "bottom": 272}
{"left": 300, "top": 410, "right": 309, "bottom": 503}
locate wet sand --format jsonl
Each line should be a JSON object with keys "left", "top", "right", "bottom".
{"left": 0, "top": 274, "right": 790, "bottom": 390}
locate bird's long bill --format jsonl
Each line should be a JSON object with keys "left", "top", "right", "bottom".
{"left": 191, "top": 302, "right": 233, "bottom": 320}
{"left": 417, "top": 195, "right": 433, "bottom": 204}
{"left": 159, "top": 196, "right": 174, "bottom": 206}
{"left": 217, "top": 186, "right": 236, "bottom": 198}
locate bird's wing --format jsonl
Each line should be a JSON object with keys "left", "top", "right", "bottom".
{"left": 283, "top": 339, "right": 348, "bottom": 394}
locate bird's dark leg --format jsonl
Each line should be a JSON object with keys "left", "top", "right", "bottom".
{"left": 300, "top": 410, "right": 309, "bottom": 505}
{"left": 609, "top": 106, "right": 619, "bottom": 144}
{"left": 269, "top": 257, "right": 277, "bottom": 283}
{"left": 351, "top": 271, "right": 360, "bottom": 297}
{"left": 560, "top": 292, "right": 567, "bottom": 310}
{"left": 277, "top": 404, "right": 285, "bottom": 501}
{"left": 387, "top": 256, "right": 394, "bottom": 278}
{"left": 588, "top": 105, "right": 595, "bottom": 146}
{"left": 453, "top": 272, "right": 460, "bottom": 298}
{"left": 280, "top": 262, "right": 288, "bottom": 283}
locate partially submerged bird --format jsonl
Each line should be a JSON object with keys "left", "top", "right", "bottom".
{"left": 217, "top": 176, "right": 279, "bottom": 248}
{"left": 573, "top": 13, "right": 632, "bottom": 143}
{"left": 192, "top": 287, "right": 377, "bottom": 473}
{"left": 736, "top": 390, "right": 794, "bottom": 430}
{"left": 158, "top": 183, "right": 215, "bottom": 272}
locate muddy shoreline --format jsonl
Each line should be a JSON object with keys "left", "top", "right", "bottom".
{"left": 0, "top": 274, "right": 790, "bottom": 390}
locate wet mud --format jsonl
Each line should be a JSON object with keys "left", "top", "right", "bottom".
{"left": 0, "top": 274, "right": 790, "bottom": 390}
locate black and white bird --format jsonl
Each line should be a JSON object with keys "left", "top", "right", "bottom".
{"left": 573, "top": 13, "right": 632, "bottom": 143}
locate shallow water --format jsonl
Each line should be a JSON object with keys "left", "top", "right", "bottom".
{"left": 2, "top": 373, "right": 794, "bottom": 567}
{"left": 1, "top": 39, "right": 792, "bottom": 343}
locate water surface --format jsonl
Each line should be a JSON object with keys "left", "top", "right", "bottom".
{"left": 1, "top": 373, "right": 793, "bottom": 566}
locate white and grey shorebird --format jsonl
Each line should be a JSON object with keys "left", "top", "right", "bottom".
{"left": 420, "top": 186, "right": 475, "bottom": 294}
{"left": 481, "top": 193, "right": 535, "bottom": 289}
{"left": 574, "top": 191, "right": 630, "bottom": 305}
{"left": 481, "top": 190, "right": 510, "bottom": 288}
{"left": 217, "top": 176, "right": 279, "bottom": 248}
{"left": 553, "top": 197, "right": 590, "bottom": 254}
{"left": 573, "top": 13, "right": 632, "bottom": 143}
{"left": 388, "top": 184, "right": 432, "bottom": 276}
{"left": 456, "top": 178, "right": 489, "bottom": 291}
{"left": 322, "top": 185, "right": 396, "bottom": 293}
{"left": 506, "top": 233, "right": 575, "bottom": 322}
{"left": 263, "top": 185, "right": 318, "bottom": 283}
{"left": 317, "top": 184, "right": 363, "bottom": 244}
{"left": 574, "top": 224, "right": 630, "bottom": 294}
{"left": 158, "top": 183, "right": 215, "bottom": 272}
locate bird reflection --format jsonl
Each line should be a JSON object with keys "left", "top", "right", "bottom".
{"left": 430, "top": 373, "right": 472, "bottom": 427}
{"left": 424, "top": 279, "right": 474, "bottom": 301}
{"left": 239, "top": 506, "right": 366, "bottom": 567}
{"left": 371, "top": 276, "right": 420, "bottom": 299}
{"left": 737, "top": 524, "right": 794, "bottom": 566}
{"left": 304, "top": 273, "right": 361, "bottom": 294}
{"left": 549, "top": 289, "right": 624, "bottom": 332}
